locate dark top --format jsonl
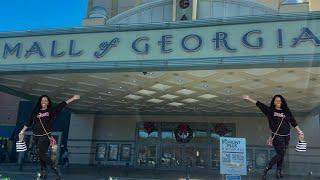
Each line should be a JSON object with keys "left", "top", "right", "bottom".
{"left": 25, "top": 101, "right": 67, "bottom": 135}
{"left": 256, "top": 101, "right": 298, "bottom": 135}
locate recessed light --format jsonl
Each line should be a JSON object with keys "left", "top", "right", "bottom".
{"left": 176, "top": 89, "right": 195, "bottom": 95}
{"left": 137, "top": 89, "right": 156, "bottom": 96}
{"left": 198, "top": 94, "right": 218, "bottom": 99}
{"left": 161, "top": 94, "right": 179, "bottom": 99}
{"left": 148, "top": 98, "right": 164, "bottom": 103}
{"left": 168, "top": 102, "right": 184, "bottom": 106}
{"left": 125, "top": 94, "right": 142, "bottom": 100}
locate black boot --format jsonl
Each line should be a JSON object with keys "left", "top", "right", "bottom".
{"left": 51, "top": 166, "right": 62, "bottom": 180}
{"left": 276, "top": 169, "right": 283, "bottom": 179}
{"left": 40, "top": 169, "right": 47, "bottom": 179}
{"left": 37, "top": 167, "right": 47, "bottom": 179}
{"left": 262, "top": 166, "right": 271, "bottom": 179}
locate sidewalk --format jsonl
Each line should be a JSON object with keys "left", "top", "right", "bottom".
{"left": 0, "top": 164, "right": 318, "bottom": 180}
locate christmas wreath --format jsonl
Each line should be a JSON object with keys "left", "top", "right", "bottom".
{"left": 143, "top": 122, "right": 155, "bottom": 135}
{"left": 174, "top": 123, "right": 193, "bottom": 143}
{"left": 214, "top": 123, "right": 228, "bottom": 136}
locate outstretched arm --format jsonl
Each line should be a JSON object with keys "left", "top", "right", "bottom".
{"left": 66, "top": 95, "right": 80, "bottom": 104}
{"left": 242, "top": 95, "right": 270, "bottom": 116}
{"left": 51, "top": 95, "right": 80, "bottom": 117}
{"left": 242, "top": 95, "right": 257, "bottom": 104}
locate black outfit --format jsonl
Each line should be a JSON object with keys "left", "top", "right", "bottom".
{"left": 25, "top": 101, "right": 67, "bottom": 178}
{"left": 256, "top": 101, "right": 298, "bottom": 172}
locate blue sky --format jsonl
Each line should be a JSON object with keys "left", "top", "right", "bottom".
{"left": 0, "top": 0, "right": 87, "bottom": 32}
{"left": 0, "top": 0, "right": 305, "bottom": 32}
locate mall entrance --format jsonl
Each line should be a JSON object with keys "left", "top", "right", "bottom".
{"left": 136, "top": 122, "right": 236, "bottom": 170}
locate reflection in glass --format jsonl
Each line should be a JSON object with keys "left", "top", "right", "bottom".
{"left": 96, "top": 143, "right": 107, "bottom": 161}
{"left": 192, "top": 131, "right": 208, "bottom": 143}
{"left": 120, "top": 144, "right": 131, "bottom": 161}
{"left": 138, "top": 130, "right": 158, "bottom": 139}
{"left": 212, "top": 148, "right": 220, "bottom": 169}
{"left": 161, "top": 131, "right": 174, "bottom": 139}
{"left": 247, "top": 149, "right": 253, "bottom": 173}
{"left": 184, "top": 146, "right": 207, "bottom": 168}
{"left": 160, "top": 145, "right": 182, "bottom": 168}
{"left": 255, "top": 150, "right": 268, "bottom": 169}
{"left": 108, "top": 144, "right": 119, "bottom": 161}
{"left": 137, "top": 145, "right": 157, "bottom": 167}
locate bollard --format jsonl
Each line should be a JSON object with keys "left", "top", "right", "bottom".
{"left": 185, "top": 164, "right": 190, "bottom": 180}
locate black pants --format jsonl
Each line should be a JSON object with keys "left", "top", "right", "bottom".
{"left": 33, "top": 136, "right": 54, "bottom": 170}
{"left": 268, "top": 135, "right": 290, "bottom": 170}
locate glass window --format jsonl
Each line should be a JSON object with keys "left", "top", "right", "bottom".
{"left": 161, "top": 123, "right": 178, "bottom": 143}
{"left": 191, "top": 130, "right": 208, "bottom": 143}
{"left": 184, "top": 146, "right": 208, "bottom": 168}
{"left": 210, "top": 123, "right": 236, "bottom": 169}
{"left": 161, "top": 130, "right": 175, "bottom": 140}
{"left": 138, "top": 130, "right": 158, "bottom": 138}
{"left": 160, "top": 145, "right": 182, "bottom": 168}
{"left": 137, "top": 145, "right": 157, "bottom": 167}
{"left": 95, "top": 143, "right": 107, "bottom": 161}
{"left": 137, "top": 122, "right": 159, "bottom": 141}
{"left": 120, "top": 144, "right": 132, "bottom": 162}
{"left": 247, "top": 149, "right": 254, "bottom": 173}
{"left": 107, "top": 144, "right": 119, "bottom": 161}
{"left": 211, "top": 123, "right": 236, "bottom": 143}
{"left": 211, "top": 148, "right": 220, "bottom": 169}
{"left": 255, "top": 149, "right": 269, "bottom": 169}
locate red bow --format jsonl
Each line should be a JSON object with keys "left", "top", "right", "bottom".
{"left": 178, "top": 123, "right": 188, "bottom": 133}
{"left": 143, "top": 122, "right": 154, "bottom": 134}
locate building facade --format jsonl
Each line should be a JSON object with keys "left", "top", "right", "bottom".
{"left": 0, "top": 0, "right": 320, "bottom": 178}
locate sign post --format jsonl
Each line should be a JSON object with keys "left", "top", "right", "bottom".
{"left": 220, "top": 137, "right": 247, "bottom": 179}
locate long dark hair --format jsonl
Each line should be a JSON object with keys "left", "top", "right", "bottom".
{"left": 31, "top": 95, "right": 52, "bottom": 115}
{"left": 270, "top": 94, "right": 290, "bottom": 113}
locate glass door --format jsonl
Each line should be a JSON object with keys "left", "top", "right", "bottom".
{"left": 137, "top": 144, "right": 157, "bottom": 168}
{"left": 182, "top": 144, "right": 208, "bottom": 169}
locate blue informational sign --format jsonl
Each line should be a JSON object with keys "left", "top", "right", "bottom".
{"left": 220, "top": 137, "right": 247, "bottom": 175}
{"left": 226, "top": 175, "right": 241, "bottom": 180}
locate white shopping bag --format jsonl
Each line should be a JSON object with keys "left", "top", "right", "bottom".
{"left": 16, "top": 141, "right": 27, "bottom": 152}
{"left": 295, "top": 141, "right": 307, "bottom": 152}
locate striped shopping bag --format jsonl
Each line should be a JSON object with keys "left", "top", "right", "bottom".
{"left": 16, "top": 141, "right": 27, "bottom": 152}
{"left": 295, "top": 141, "right": 307, "bottom": 152}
